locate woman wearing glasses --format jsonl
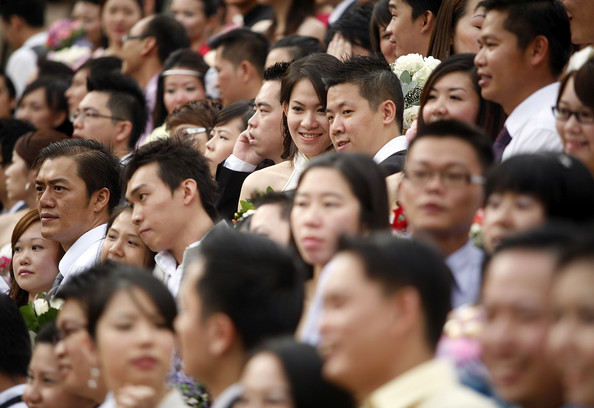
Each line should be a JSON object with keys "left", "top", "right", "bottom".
{"left": 554, "top": 52, "right": 594, "bottom": 175}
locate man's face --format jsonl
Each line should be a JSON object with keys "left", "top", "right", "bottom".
{"left": 121, "top": 17, "right": 150, "bottom": 78}
{"left": 214, "top": 48, "right": 241, "bottom": 106}
{"left": 481, "top": 249, "right": 563, "bottom": 407}
{"left": 399, "top": 136, "right": 484, "bottom": 236}
{"left": 386, "top": 0, "right": 430, "bottom": 58}
{"left": 72, "top": 91, "right": 126, "bottom": 149}
{"left": 326, "top": 83, "right": 385, "bottom": 156}
{"left": 561, "top": 0, "right": 594, "bottom": 46}
{"left": 474, "top": 10, "right": 531, "bottom": 113}
{"left": 247, "top": 80, "right": 284, "bottom": 160}
{"left": 35, "top": 157, "right": 96, "bottom": 250}
{"left": 320, "top": 252, "right": 403, "bottom": 396}
{"left": 125, "top": 162, "right": 185, "bottom": 254}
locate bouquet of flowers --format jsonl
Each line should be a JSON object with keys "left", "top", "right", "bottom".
{"left": 20, "top": 292, "right": 63, "bottom": 335}
{"left": 46, "top": 19, "right": 93, "bottom": 68}
{"left": 0, "top": 244, "right": 12, "bottom": 288}
{"left": 391, "top": 53, "right": 440, "bottom": 131}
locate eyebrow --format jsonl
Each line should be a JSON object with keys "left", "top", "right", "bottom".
{"left": 326, "top": 101, "right": 352, "bottom": 113}
{"left": 35, "top": 177, "right": 71, "bottom": 186}
{"left": 256, "top": 101, "right": 272, "bottom": 109}
{"left": 128, "top": 183, "right": 148, "bottom": 198}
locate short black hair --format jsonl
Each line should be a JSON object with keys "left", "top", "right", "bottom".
{"left": 409, "top": 119, "right": 494, "bottom": 173}
{"left": 78, "top": 55, "right": 123, "bottom": 77}
{"left": 35, "top": 139, "right": 122, "bottom": 212}
{"left": 123, "top": 137, "right": 218, "bottom": 221}
{"left": 263, "top": 61, "right": 290, "bottom": 82}
{"left": 557, "top": 227, "right": 594, "bottom": 271}
{"left": 325, "top": 2, "right": 374, "bottom": 54}
{"left": 184, "top": 228, "right": 304, "bottom": 351}
{"left": 337, "top": 233, "right": 452, "bottom": 349}
{"left": 478, "top": 0, "right": 570, "bottom": 77}
{"left": 403, "top": 0, "right": 443, "bottom": 19}
{"left": 87, "top": 72, "right": 148, "bottom": 149}
{"left": 56, "top": 263, "right": 105, "bottom": 306}
{"left": 141, "top": 14, "right": 190, "bottom": 65}
{"left": 0, "top": 118, "right": 35, "bottom": 168}
{"left": 214, "top": 99, "right": 253, "bottom": 129}
{"left": 36, "top": 58, "right": 74, "bottom": 82}
{"left": 0, "top": 293, "right": 31, "bottom": 378}
{"left": 269, "top": 35, "right": 324, "bottom": 62}
{"left": 0, "top": 0, "right": 45, "bottom": 27}
{"left": 254, "top": 191, "right": 293, "bottom": 221}
{"left": 36, "top": 321, "right": 60, "bottom": 345}
{"left": 210, "top": 28, "right": 269, "bottom": 79}
{"left": 326, "top": 55, "right": 404, "bottom": 133}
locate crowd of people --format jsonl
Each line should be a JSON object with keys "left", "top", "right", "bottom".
{"left": 0, "top": 0, "right": 593, "bottom": 407}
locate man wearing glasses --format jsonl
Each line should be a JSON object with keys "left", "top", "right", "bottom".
{"left": 399, "top": 120, "right": 494, "bottom": 308}
{"left": 71, "top": 73, "right": 147, "bottom": 161}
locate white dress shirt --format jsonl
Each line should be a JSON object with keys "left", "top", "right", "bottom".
{"left": 373, "top": 136, "right": 408, "bottom": 164}
{"left": 0, "top": 384, "right": 27, "bottom": 408}
{"left": 446, "top": 240, "right": 484, "bottom": 308}
{"left": 59, "top": 224, "right": 107, "bottom": 285}
{"left": 6, "top": 31, "right": 48, "bottom": 98}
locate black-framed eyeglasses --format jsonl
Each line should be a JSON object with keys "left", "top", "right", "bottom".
{"left": 69, "top": 110, "right": 126, "bottom": 123}
{"left": 552, "top": 106, "right": 594, "bottom": 124}
{"left": 122, "top": 34, "right": 150, "bottom": 42}
{"left": 403, "top": 168, "right": 485, "bottom": 188}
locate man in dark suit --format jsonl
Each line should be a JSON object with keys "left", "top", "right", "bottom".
{"left": 326, "top": 55, "right": 407, "bottom": 176}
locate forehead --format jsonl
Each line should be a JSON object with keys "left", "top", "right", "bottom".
{"left": 257, "top": 80, "right": 281, "bottom": 104}
{"left": 130, "top": 16, "right": 151, "bottom": 35}
{"left": 325, "top": 252, "right": 382, "bottom": 297}
{"left": 38, "top": 156, "right": 83, "bottom": 183}
{"left": 481, "top": 9, "right": 513, "bottom": 38}
{"left": 57, "top": 299, "right": 87, "bottom": 324}
{"left": 407, "top": 136, "right": 482, "bottom": 169}
{"left": 80, "top": 91, "right": 110, "bottom": 110}
{"left": 327, "top": 83, "right": 366, "bottom": 105}
{"left": 127, "top": 162, "right": 167, "bottom": 192}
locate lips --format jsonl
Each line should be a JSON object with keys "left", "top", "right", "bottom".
{"left": 301, "top": 236, "right": 323, "bottom": 250}
{"left": 334, "top": 139, "right": 351, "bottom": 151}
{"left": 299, "top": 132, "right": 323, "bottom": 143}
{"left": 40, "top": 213, "right": 58, "bottom": 223}
{"left": 564, "top": 138, "right": 588, "bottom": 152}
{"left": 131, "top": 355, "right": 158, "bottom": 370}
{"left": 18, "top": 269, "right": 33, "bottom": 277}
{"left": 419, "top": 202, "right": 446, "bottom": 214}
{"left": 477, "top": 71, "right": 492, "bottom": 88}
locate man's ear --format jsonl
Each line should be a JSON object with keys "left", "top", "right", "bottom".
{"left": 390, "top": 287, "right": 422, "bottom": 337}
{"left": 419, "top": 10, "right": 436, "bottom": 35}
{"left": 91, "top": 187, "right": 110, "bottom": 213}
{"left": 237, "top": 60, "right": 254, "bottom": 83}
{"left": 141, "top": 36, "right": 157, "bottom": 57}
{"left": 52, "top": 110, "right": 68, "bottom": 128}
{"left": 180, "top": 178, "right": 198, "bottom": 205}
{"left": 528, "top": 35, "right": 549, "bottom": 68}
{"left": 380, "top": 100, "right": 397, "bottom": 125}
{"left": 114, "top": 120, "right": 133, "bottom": 145}
{"left": 206, "top": 313, "right": 236, "bottom": 357}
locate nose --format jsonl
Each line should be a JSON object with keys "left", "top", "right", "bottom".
{"left": 247, "top": 111, "right": 257, "bottom": 128}
{"left": 131, "top": 206, "right": 143, "bottom": 226}
{"left": 108, "top": 237, "right": 125, "bottom": 258}
{"left": 480, "top": 314, "right": 515, "bottom": 355}
{"left": 301, "top": 111, "right": 318, "bottom": 129}
{"left": 23, "top": 382, "right": 41, "bottom": 405}
{"left": 474, "top": 48, "right": 485, "bottom": 67}
{"left": 38, "top": 188, "right": 54, "bottom": 208}
{"left": 205, "top": 137, "right": 215, "bottom": 152}
{"left": 330, "top": 114, "right": 344, "bottom": 135}
{"left": 301, "top": 203, "right": 323, "bottom": 227}
{"left": 73, "top": 113, "right": 84, "bottom": 128}
{"left": 54, "top": 339, "right": 66, "bottom": 359}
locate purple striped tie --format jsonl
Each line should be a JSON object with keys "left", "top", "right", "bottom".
{"left": 493, "top": 126, "right": 512, "bottom": 163}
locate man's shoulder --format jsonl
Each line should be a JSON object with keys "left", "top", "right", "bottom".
{"left": 419, "top": 384, "right": 498, "bottom": 408}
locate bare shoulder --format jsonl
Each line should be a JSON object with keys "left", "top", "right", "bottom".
{"left": 238, "top": 162, "right": 293, "bottom": 207}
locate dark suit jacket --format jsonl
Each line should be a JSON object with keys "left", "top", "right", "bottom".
{"left": 379, "top": 150, "right": 407, "bottom": 177}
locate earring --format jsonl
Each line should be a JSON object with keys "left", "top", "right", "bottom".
{"left": 25, "top": 182, "right": 30, "bottom": 191}
{"left": 88, "top": 367, "right": 100, "bottom": 389}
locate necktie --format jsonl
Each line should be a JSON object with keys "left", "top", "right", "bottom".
{"left": 493, "top": 126, "right": 512, "bottom": 163}
{"left": 52, "top": 273, "right": 64, "bottom": 289}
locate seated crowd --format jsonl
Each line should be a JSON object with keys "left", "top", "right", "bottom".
{"left": 1, "top": 0, "right": 594, "bottom": 408}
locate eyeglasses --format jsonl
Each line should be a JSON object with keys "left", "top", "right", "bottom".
{"left": 69, "top": 110, "right": 126, "bottom": 123}
{"left": 122, "top": 34, "right": 150, "bottom": 42}
{"left": 552, "top": 106, "right": 594, "bottom": 124}
{"left": 403, "top": 168, "right": 485, "bottom": 188}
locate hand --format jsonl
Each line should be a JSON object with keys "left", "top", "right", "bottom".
{"left": 326, "top": 33, "right": 353, "bottom": 61}
{"left": 115, "top": 385, "right": 159, "bottom": 408}
{"left": 232, "top": 127, "right": 264, "bottom": 166}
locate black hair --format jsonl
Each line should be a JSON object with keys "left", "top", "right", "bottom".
{"left": 210, "top": 28, "right": 269, "bottom": 79}
{"left": 0, "top": 0, "right": 45, "bottom": 27}
{"left": 263, "top": 62, "right": 290, "bottom": 82}
{"left": 325, "top": 2, "right": 374, "bottom": 55}
{"left": 36, "top": 321, "right": 60, "bottom": 345}
{"left": 557, "top": 228, "right": 594, "bottom": 271}
{"left": 35, "top": 139, "right": 122, "bottom": 212}
{"left": 214, "top": 99, "right": 252, "bottom": 129}
{"left": 164, "top": 99, "right": 221, "bottom": 135}
{"left": 337, "top": 232, "right": 452, "bottom": 349}
{"left": 254, "top": 191, "right": 293, "bottom": 221}
{"left": 122, "top": 137, "right": 218, "bottom": 221}
{"left": 326, "top": 55, "right": 404, "bottom": 133}
{"left": 19, "top": 77, "right": 72, "bottom": 135}
{"left": 78, "top": 55, "right": 123, "bottom": 77}
{"left": 87, "top": 262, "right": 177, "bottom": 340}
{"left": 87, "top": 72, "right": 148, "bottom": 149}
{"left": 478, "top": 0, "right": 570, "bottom": 77}
{"left": 153, "top": 48, "right": 209, "bottom": 128}
{"left": 0, "top": 71, "right": 16, "bottom": 102}
{"left": 370, "top": 0, "right": 392, "bottom": 58}
{"left": 262, "top": 0, "right": 316, "bottom": 41}
{"left": 56, "top": 264, "right": 105, "bottom": 306}
{"left": 248, "top": 338, "right": 356, "bottom": 408}
{"left": 403, "top": 0, "right": 443, "bottom": 19}
{"left": 557, "top": 58, "right": 594, "bottom": 114}
{"left": 184, "top": 228, "right": 304, "bottom": 351}
{"left": 36, "top": 58, "right": 74, "bottom": 82}
{"left": 0, "top": 293, "right": 31, "bottom": 378}
{"left": 0, "top": 118, "right": 35, "bottom": 167}
{"left": 296, "top": 152, "right": 390, "bottom": 231}
{"left": 485, "top": 153, "right": 594, "bottom": 223}
{"left": 269, "top": 36, "right": 324, "bottom": 62}
{"left": 409, "top": 119, "right": 494, "bottom": 173}
{"left": 141, "top": 14, "right": 190, "bottom": 65}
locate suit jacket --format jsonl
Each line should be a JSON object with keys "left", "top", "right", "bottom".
{"left": 215, "top": 164, "right": 252, "bottom": 221}
{"left": 379, "top": 150, "right": 407, "bottom": 177}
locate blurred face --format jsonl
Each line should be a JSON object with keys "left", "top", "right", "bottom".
{"left": 236, "top": 352, "right": 294, "bottom": 408}
{"left": 0, "top": 75, "right": 16, "bottom": 118}
{"left": 13, "top": 221, "right": 61, "bottom": 300}
{"left": 379, "top": 24, "right": 397, "bottom": 63}
{"left": 422, "top": 72, "right": 481, "bottom": 125}
{"left": 481, "top": 249, "right": 563, "bottom": 408}
{"left": 205, "top": 117, "right": 244, "bottom": 177}
{"left": 24, "top": 344, "right": 88, "bottom": 408}
{"left": 320, "top": 252, "right": 400, "bottom": 397}
{"left": 453, "top": 0, "right": 484, "bottom": 54}
{"left": 386, "top": 0, "right": 428, "bottom": 59}
{"left": 5, "top": 151, "right": 34, "bottom": 202}
{"left": 121, "top": 17, "right": 149, "bottom": 77}
{"left": 72, "top": 91, "right": 124, "bottom": 148}
{"left": 291, "top": 168, "right": 361, "bottom": 267}
{"left": 284, "top": 79, "right": 331, "bottom": 159}
{"left": 214, "top": 51, "right": 245, "bottom": 106}
{"left": 65, "top": 68, "right": 89, "bottom": 115}
{"left": 249, "top": 203, "right": 291, "bottom": 247}
{"left": 247, "top": 80, "right": 284, "bottom": 160}
{"left": 101, "top": 210, "right": 153, "bottom": 267}
{"left": 95, "top": 288, "right": 174, "bottom": 394}
{"left": 482, "top": 192, "right": 546, "bottom": 253}
{"left": 548, "top": 261, "right": 594, "bottom": 407}
{"left": 171, "top": 0, "right": 211, "bottom": 45}
{"left": 399, "top": 137, "right": 484, "bottom": 235}
{"left": 17, "top": 88, "right": 65, "bottom": 130}
{"left": 163, "top": 74, "right": 206, "bottom": 114}
{"left": 561, "top": 0, "right": 594, "bottom": 45}
{"left": 102, "top": 0, "right": 143, "bottom": 45}
{"left": 72, "top": 1, "right": 102, "bottom": 47}
{"left": 36, "top": 157, "right": 99, "bottom": 250}
{"left": 556, "top": 77, "right": 594, "bottom": 173}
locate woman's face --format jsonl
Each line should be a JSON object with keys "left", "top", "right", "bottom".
{"left": 94, "top": 287, "right": 174, "bottom": 394}
{"left": 72, "top": 1, "right": 103, "bottom": 48}
{"left": 163, "top": 73, "right": 206, "bottom": 114}
{"left": 24, "top": 343, "right": 88, "bottom": 408}
{"left": 5, "top": 151, "right": 33, "bottom": 202}
{"left": 236, "top": 352, "right": 294, "bottom": 408}
{"left": 101, "top": 210, "right": 153, "bottom": 267}
{"left": 171, "top": 0, "right": 211, "bottom": 45}
{"left": 65, "top": 68, "right": 89, "bottom": 115}
{"left": 0, "top": 75, "right": 16, "bottom": 119}
{"left": 548, "top": 262, "right": 594, "bottom": 407}
{"left": 556, "top": 77, "right": 594, "bottom": 173}
{"left": 12, "top": 221, "right": 61, "bottom": 300}
{"left": 422, "top": 71, "right": 481, "bottom": 125}
{"left": 453, "top": 0, "right": 484, "bottom": 54}
{"left": 102, "top": 0, "right": 142, "bottom": 45}
{"left": 482, "top": 191, "right": 547, "bottom": 253}
{"left": 284, "top": 79, "right": 331, "bottom": 159}
{"left": 204, "top": 117, "right": 244, "bottom": 178}
{"left": 379, "top": 24, "right": 397, "bottom": 64}
{"left": 16, "top": 88, "right": 65, "bottom": 130}
{"left": 249, "top": 203, "right": 291, "bottom": 247}
{"left": 291, "top": 167, "right": 362, "bottom": 267}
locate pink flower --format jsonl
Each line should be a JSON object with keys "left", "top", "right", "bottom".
{"left": 405, "top": 119, "right": 418, "bottom": 142}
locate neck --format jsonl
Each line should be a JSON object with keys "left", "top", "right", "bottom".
{"left": 171, "top": 212, "right": 215, "bottom": 264}
{"left": 136, "top": 61, "right": 162, "bottom": 90}
{"left": 411, "top": 228, "right": 469, "bottom": 257}
{"left": 206, "top": 353, "right": 244, "bottom": 401}
{"left": 503, "top": 75, "right": 556, "bottom": 115}
{"left": 15, "top": 26, "right": 43, "bottom": 48}
{"left": 113, "top": 144, "right": 132, "bottom": 160}
{"left": 272, "top": 0, "right": 290, "bottom": 31}
{"left": 269, "top": 150, "right": 285, "bottom": 164}
{"left": 191, "top": 37, "right": 205, "bottom": 52}
{"left": 61, "top": 217, "right": 107, "bottom": 252}
{"left": 0, "top": 374, "right": 25, "bottom": 393}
